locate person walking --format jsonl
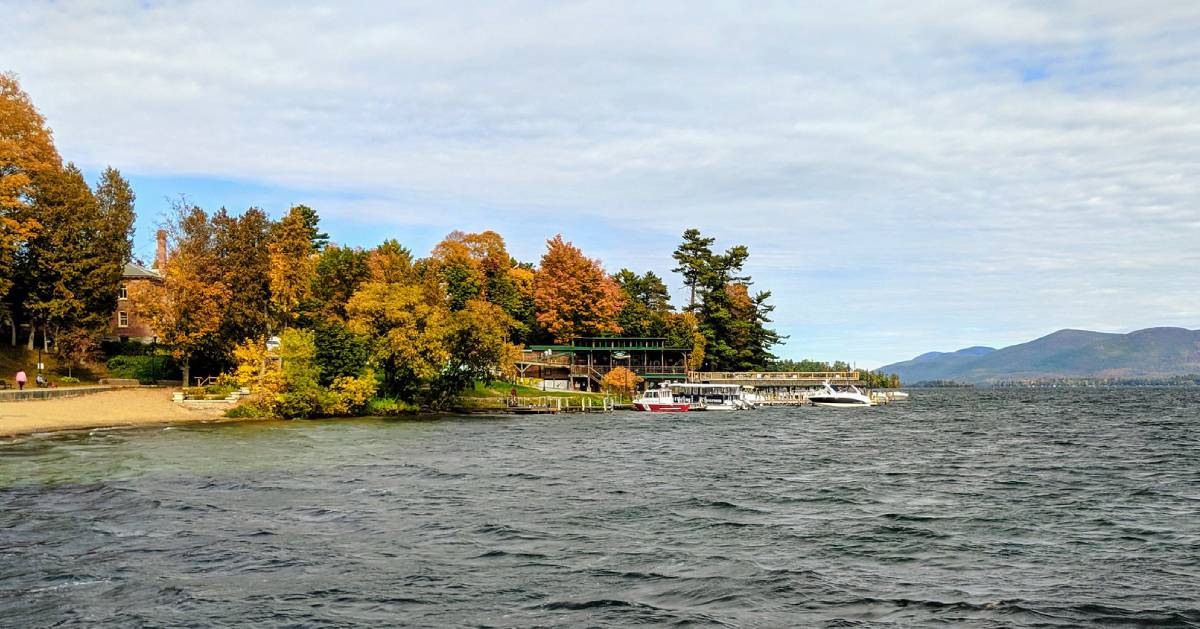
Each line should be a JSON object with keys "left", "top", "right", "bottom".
{"left": 15, "top": 369, "right": 27, "bottom": 391}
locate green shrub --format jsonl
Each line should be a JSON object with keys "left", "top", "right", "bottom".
{"left": 107, "top": 355, "right": 179, "bottom": 384}
{"left": 226, "top": 403, "right": 267, "bottom": 419}
{"left": 366, "top": 396, "right": 419, "bottom": 416}
{"left": 59, "top": 376, "right": 80, "bottom": 385}
{"left": 100, "top": 339, "right": 159, "bottom": 357}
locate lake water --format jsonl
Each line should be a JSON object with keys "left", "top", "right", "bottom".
{"left": 1, "top": 388, "right": 1197, "bottom": 627}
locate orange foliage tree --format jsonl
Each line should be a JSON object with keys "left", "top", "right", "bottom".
{"left": 600, "top": 366, "right": 640, "bottom": 399}
{"left": 0, "top": 72, "right": 57, "bottom": 328}
{"left": 533, "top": 235, "right": 624, "bottom": 342}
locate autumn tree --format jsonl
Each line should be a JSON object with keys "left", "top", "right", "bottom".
{"left": 268, "top": 205, "right": 320, "bottom": 329}
{"left": 346, "top": 281, "right": 450, "bottom": 399}
{"left": 430, "top": 231, "right": 485, "bottom": 310}
{"left": 367, "top": 239, "right": 414, "bottom": 285}
{"left": 533, "top": 235, "right": 624, "bottom": 342}
{"left": 503, "top": 263, "right": 540, "bottom": 343}
{"left": 664, "top": 311, "right": 706, "bottom": 371}
{"left": 131, "top": 201, "right": 230, "bottom": 385}
{"left": 600, "top": 366, "right": 640, "bottom": 399}
{"left": 0, "top": 72, "right": 57, "bottom": 338}
{"left": 431, "top": 299, "right": 519, "bottom": 402}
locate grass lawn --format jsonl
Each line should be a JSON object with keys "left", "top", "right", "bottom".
{"left": 0, "top": 345, "right": 109, "bottom": 386}
{"left": 466, "top": 380, "right": 617, "bottom": 402}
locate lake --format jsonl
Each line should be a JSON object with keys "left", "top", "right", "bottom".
{"left": 1, "top": 388, "right": 1197, "bottom": 626}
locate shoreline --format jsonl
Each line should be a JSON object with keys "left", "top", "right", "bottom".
{"left": 0, "top": 388, "right": 263, "bottom": 440}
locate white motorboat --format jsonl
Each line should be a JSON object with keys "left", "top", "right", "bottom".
{"left": 807, "top": 381, "right": 872, "bottom": 408}
{"left": 632, "top": 387, "right": 690, "bottom": 412}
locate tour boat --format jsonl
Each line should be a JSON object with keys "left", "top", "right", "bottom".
{"left": 632, "top": 388, "right": 690, "bottom": 412}
{"left": 668, "top": 383, "right": 754, "bottom": 411}
{"left": 807, "top": 381, "right": 873, "bottom": 408}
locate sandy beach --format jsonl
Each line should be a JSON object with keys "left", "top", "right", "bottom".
{"left": 0, "top": 388, "right": 239, "bottom": 438}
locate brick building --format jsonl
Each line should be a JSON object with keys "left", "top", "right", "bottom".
{"left": 106, "top": 230, "right": 167, "bottom": 343}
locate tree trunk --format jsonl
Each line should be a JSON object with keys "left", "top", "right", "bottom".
{"left": 182, "top": 359, "right": 191, "bottom": 389}
{"left": 8, "top": 319, "right": 14, "bottom": 347}
{"left": 688, "top": 284, "right": 696, "bottom": 310}
{"left": 27, "top": 323, "right": 35, "bottom": 350}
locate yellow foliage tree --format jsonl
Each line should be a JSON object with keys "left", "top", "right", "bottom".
{"left": 268, "top": 206, "right": 318, "bottom": 328}
{"left": 346, "top": 281, "right": 451, "bottom": 397}
{"left": 130, "top": 203, "right": 230, "bottom": 386}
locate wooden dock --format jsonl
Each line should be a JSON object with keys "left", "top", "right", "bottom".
{"left": 455, "top": 396, "right": 616, "bottom": 415}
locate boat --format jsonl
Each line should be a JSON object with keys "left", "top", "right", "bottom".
{"left": 669, "top": 383, "right": 755, "bottom": 411}
{"left": 807, "top": 381, "right": 872, "bottom": 408}
{"left": 632, "top": 387, "right": 690, "bottom": 412}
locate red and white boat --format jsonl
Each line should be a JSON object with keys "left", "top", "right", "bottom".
{"left": 632, "top": 388, "right": 690, "bottom": 412}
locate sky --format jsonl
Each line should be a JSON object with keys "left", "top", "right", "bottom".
{"left": 2, "top": 1, "right": 1198, "bottom": 368}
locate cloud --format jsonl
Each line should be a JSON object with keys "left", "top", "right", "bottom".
{"left": 3, "top": 0, "right": 1199, "bottom": 366}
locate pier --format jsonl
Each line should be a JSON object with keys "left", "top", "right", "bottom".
{"left": 687, "top": 371, "right": 862, "bottom": 386}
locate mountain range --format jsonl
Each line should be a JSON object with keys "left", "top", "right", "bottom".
{"left": 878, "top": 327, "right": 1200, "bottom": 384}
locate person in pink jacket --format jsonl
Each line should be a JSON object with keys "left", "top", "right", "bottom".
{"left": 15, "top": 369, "right": 27, "bottom": 391}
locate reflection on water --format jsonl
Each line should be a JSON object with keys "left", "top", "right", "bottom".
{"left": 2, "top": 389, "right": 1198, "bottom": 626}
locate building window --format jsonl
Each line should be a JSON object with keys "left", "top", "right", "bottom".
{"left": 118, "top": 312, "right": 129, "bottom": 328}
{"left": 118, "top": 285, "right": 128, "bottom": 300}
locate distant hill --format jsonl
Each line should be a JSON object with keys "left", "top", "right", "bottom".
{"left": 879, "top": 327, "right": 1200, "bottom": 384}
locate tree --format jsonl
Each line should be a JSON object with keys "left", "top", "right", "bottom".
{"left": 677, "top": 231, "right": 781, "bottom": 371}
{"left": 268, "top": 206, "right": 319, "bottom": 329}
{"left": 311, "top": 244, "right": 370, "bottom": 323}
{"left": 367, "top": 239, "right": 414, "bottom": 285}
{"left": 672, "top": 228, "right": 715, "bottom": 310}
{"left": 55, "top": 328, "right": 100, "bottom": 377}
{"left": 313, "top": 320, "right": 370, "bottom": 386}
{"left": 503, "top": 264, "right": 540, "bottom": 344}
{"left": 431, "top": 299, "right": 518, "bottom": 402}
{"left": 533, "top": 235, "right": 624, "bottom": 342}
{"left": 131, "top": 201, "right": 230, "bottom": 386}
{"left": 290, "top": 204, "right": 328, "bottom": 251}
{"left": 600, "top": 366, "right": 640, "bottom": 399}
{"left": 212, "top": 207, "right": 272, "bottom": 357}
{"left": 93, "top": 167, "right": 136, "bottom": 270}
{"left": 615, "top": 269, "right": 671, "bottom": 337}
{"left": 346, "top": 281, "right": 450, "bottom": 399}
{"left": 18, "top": 163, "right": 108, "bottom": 350}
{"left": 0, "top": 72, "right": 57, "bottom": 337}
{"left": 664, "top": 311, "right": 706, "bottom": 371}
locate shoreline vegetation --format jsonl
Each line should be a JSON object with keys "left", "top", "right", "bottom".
{"left": 1, "top": 71, "right": 902, "bottom": 426}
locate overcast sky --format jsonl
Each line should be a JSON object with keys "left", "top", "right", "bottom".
{"left": 3, "top": 1, "right": 1198, "bottom": 367}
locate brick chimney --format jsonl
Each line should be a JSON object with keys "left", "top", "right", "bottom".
{"left": 155, "top": 230, "right": 168, "bottom": 272}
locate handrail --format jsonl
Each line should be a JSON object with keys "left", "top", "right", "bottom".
{"left": 688, "top": 371, "right": 860, "bottom": 380}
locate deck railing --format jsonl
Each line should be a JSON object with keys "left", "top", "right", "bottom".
{"left": 571, "top": 364, "right": 688, "bottom": 377}
{"left": 688, "top": 371, "right": 860, "bottom": 382}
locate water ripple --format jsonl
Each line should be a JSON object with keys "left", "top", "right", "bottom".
{"left": 1, "top": 388, "right": 1198, "bottom": 626}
